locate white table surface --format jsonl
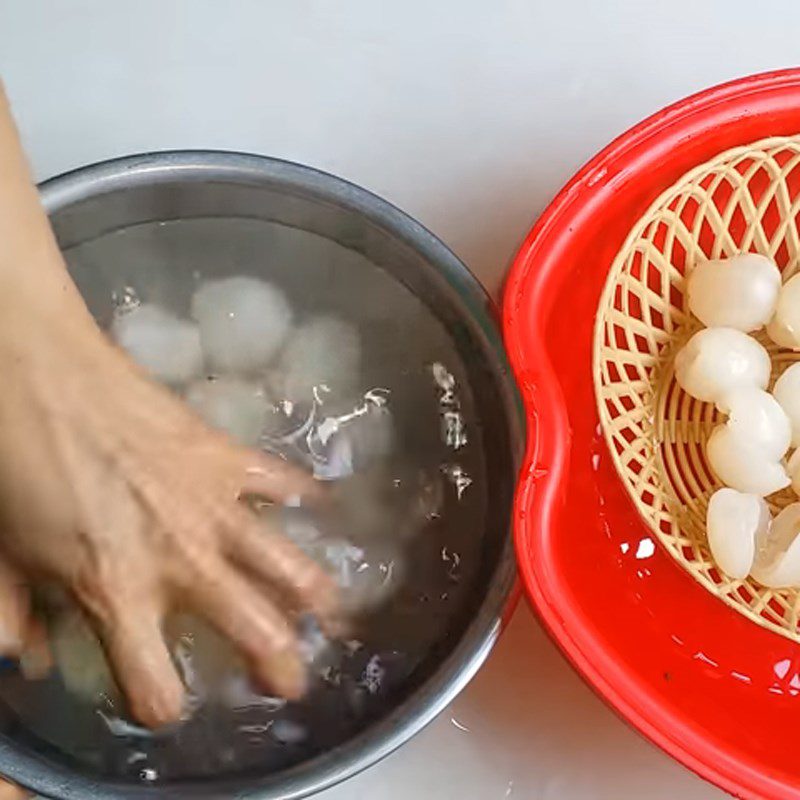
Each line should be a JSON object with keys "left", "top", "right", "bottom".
{"left": 6, "top": 1, "right": 799, "bottom": 796}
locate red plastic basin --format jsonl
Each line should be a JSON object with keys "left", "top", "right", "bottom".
{"left": 503, "top": 69, "right": 800, "bottom": 800}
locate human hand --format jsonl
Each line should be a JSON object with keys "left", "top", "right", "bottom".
{"left": 0, "top": 301, "right": 338, "bottom": 728}
{"left": 0, "top": 80, "right": 338, "bottom": 729}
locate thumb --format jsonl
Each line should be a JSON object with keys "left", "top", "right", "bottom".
{"left": 0, "top": 556, "right": 27, "bottom": 656}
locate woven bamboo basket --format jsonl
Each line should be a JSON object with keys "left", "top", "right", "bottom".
{"left": 594, "top": 134, "right": 800, "bottom": 642}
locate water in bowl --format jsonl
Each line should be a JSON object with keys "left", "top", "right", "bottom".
{"left": 0, "top": 218, "right": 488, "bottom": 782}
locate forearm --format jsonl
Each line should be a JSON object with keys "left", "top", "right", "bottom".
{"left": 0, "top": 82, "right": 98, "bottom": 356}
{"left": 0, "top": 83, "right": 65, "bottom": 286}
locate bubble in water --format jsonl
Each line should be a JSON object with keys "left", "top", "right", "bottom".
{"left": 431, "top": 362, "right": 456, "bottom": 404}
{"left": 344, "top": 639, "right": 364, "bottom": 657}
{"left": 111, "top": 285, "right": 141, "bottom": 315}
{"left": 441, "top": 546, "right": 461, "bottom": 582}
{"left": 360, "top": 655, "right": 386, "bottom": 695}
{"left": 443, "top": 410, "right": 468, "bottom": 449}
{"left": 238, "top": 723, "right": 272, "bottom": 735}
{"left": 320, "top": 665, "right": 342, "bottom": 687}
{"left": 261, "top": 398, "right": 316, "bottom": 447}
{"left": 270, "top": 718, "right": 307, "bottom": 745}
{"left": 432, "top": 362, "right": 467, "bottom": 449}
{"left": 441, "top": 464, "right": 472, "bottom": 499}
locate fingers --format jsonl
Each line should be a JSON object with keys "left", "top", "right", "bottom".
{"left": 94, "top": 607, "right": 184, "bottom": 729}
{"left": 0, "top": 558, "right": 27, "bottom": 656}
{"left": 239, "top": 451, "right": 323, "bottom": 506}
{"left": 0, "top": 779, "right": 29, "bottom": 800}
{"left": 184, "top": 562, "right": 306, "bottom": 700}
{"left": 224, "top": 514, "right": 339, "bottom": 631}
{"left": 0, "top": 556, "right": 50, "bottom": 679}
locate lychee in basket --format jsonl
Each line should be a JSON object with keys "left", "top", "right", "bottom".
{"left": 594, "top": 134, "right": 800, "bottom": 642}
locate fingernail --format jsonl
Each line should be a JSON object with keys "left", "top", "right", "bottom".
{"left": 134, "top": 682, "right": 185, "bottom": 730}
{"left": 264, "top": 650, "right": 307, "bottom": 700}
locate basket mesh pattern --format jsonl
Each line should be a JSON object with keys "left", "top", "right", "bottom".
{"left": 594, "top": 135, "right": 800, "bottom": 642}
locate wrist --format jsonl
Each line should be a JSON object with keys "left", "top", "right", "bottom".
{"left": 0, "top": 267, "right": 106, "bottom": 383}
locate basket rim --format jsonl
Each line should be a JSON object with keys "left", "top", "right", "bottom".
{"left": 503, "top": 67, "right": 800, "bottom": 800}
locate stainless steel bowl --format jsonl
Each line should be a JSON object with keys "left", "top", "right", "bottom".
{"left": 1, "top": 152, "right": 521, "bottom": 800}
